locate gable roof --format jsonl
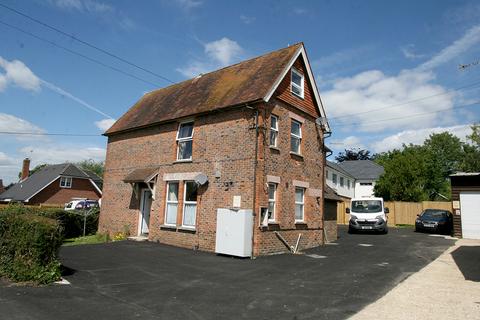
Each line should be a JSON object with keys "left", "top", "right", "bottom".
{"left": 326, "top": 160, "right": 354, "bottom": 178}
{"left": 106, "top": 43, "right": 329, "bottom": 135}
{"left": 337, "top": 160, "right": 384, "bottom": 180}
{"left": 0, "top": 163, "right": 102, "bottom": 202}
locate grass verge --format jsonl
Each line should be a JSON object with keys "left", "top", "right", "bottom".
{"left": 63, "top": 234, "right": 109, "bottom": 246}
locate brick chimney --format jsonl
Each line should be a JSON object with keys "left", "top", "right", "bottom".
{"left": 21, "top": 158, "right": 30, "bottom": 181}
{"left": 0, "top": 179, "right": 4, "bottom": 194}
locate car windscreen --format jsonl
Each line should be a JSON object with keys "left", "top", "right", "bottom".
{"left": 351, "top": 200, "right": 382, "bottom": 213}
{"left": 421, "top": 210, "right": 447, "bottom": 219}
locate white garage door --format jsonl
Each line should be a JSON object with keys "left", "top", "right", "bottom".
{"left": 460, "top": 192, "right": 480, "bottom": 239}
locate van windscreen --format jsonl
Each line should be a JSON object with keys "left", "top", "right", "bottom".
{"left": 352, "top": 200, "right": 382, "bottom": 213}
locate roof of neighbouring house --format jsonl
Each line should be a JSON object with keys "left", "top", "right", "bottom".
{"left": 337, "top": 160, "right": 384, "bottom": 180}
{"left": 105, "top": 42, "right": 329, "bottom": 135}
{"left": 0, "top": 163, "right": 102, "bottom": 202}
{"left": 326, "top": 160, "right": 354, "bottom": 178}
{"left": 324, "top": 185, "right": 343, "bottom": 202}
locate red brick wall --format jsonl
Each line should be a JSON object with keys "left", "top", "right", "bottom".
{"left": 29, "top": 177, "right": 101, "bottom": 205}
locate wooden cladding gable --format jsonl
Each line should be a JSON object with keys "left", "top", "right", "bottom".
{"left": 273, "top": 56, "right": 321, "bottom": 119}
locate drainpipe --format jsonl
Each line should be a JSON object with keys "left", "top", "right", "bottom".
{"left": 322, "top": 129, "right": 331, "bottom": 245}
{"left": 249, "top": 105, "right": 259, "bottom": 259}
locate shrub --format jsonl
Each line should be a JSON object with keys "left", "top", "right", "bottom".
{"left": 0, "top": 212, "right": 63, "bottom": 284}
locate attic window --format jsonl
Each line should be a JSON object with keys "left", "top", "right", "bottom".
{"left": 60, "top": 177, "right": 72, "bottom": 188}
{"left": 291, "top": 68, "right": 304, "bottom": 98}
{"left": 176, "top": 122, "right": 194, "bottom": 161}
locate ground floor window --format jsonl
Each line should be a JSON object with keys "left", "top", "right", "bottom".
{"left": 268, "top": 183, "right": 277, "bottom": 222}
{"left": 165, "top": 182, "right": 179, "bottom": 225}
{"left": 182, "top": 181, "right": 198, "bottom": 228}
{"left": 295, "top": 187, "right": 305, "bottom": 222}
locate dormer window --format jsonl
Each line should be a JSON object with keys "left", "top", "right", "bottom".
{"left": 60, "top": 177, "right": 72, "bottom": 188}
{"left": 176, "top": 122, "right": 194, "bottom": 161}
{"left": 291, "top": 68, "right": 304, "bottom": 98}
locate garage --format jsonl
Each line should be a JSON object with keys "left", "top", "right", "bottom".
{"left": 450, "top": 173, "right": 480, "bottom": 239}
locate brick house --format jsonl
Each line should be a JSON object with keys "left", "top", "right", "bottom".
{"left": 0, "top": 158, "right": 102, "bottom": 206}
{"left": 99, "top": 43, "right": 332, "bottom": 256}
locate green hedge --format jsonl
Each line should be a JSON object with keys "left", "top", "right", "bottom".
{"left": 0, "top": 213, "right": 63, "bottom": 284}
{"left": 0, "top": 205, "right": 99, "bottom": 238}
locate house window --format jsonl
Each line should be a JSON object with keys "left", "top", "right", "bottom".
{"left": 295, "top": 187, "right": 305, "bottom": 222}
{"left": 268, "top": 183, "right": 277, "bottom": 222}
{"left": 290, "top": 120, "right": 302, "bottom": 154}
{"left": 326, "top": 170, "right": 329, "bottom": 180}
{"left": 291, "top": 68, "right": 304, "bottom": 98}
{"left": 340, "top": 177, "right": 344, "bottom": 187}
{"left": 270, "top": 115, "right": 279, "bottom": 147}
{"left": 176, "top": 122, "right": 194, "bottom": 161}
{"left": 60, "top": 177, "right": 72, "bottom": 188}
{"left": 360, "top": 182, "right": 373, "bottom": 186}
{"left": 182, "top": 181, "right": 198, "bottom": 228}
{"left": 347, "top": 179, "right": 351, "bottom": 189}
{"left": 332, "top": 173, "right": 337, "bottom": 185}
{"left": 165, "top": 182, "right": 179, "bottom": 226}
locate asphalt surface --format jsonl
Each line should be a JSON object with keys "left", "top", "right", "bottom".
{"left": 0, "top": 226, "right": 455, "bottom": 320}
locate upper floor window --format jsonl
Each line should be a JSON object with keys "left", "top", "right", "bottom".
{"left": 268, "top": 183, "right": 277, "bottom": 222}
{"left": 60, "top": 177, "right": 72, "bottom": 188}
{"left": 347, "top": 179, "right": 351, "bottom": 189}
{"left": 270, "top": 115, "right": 279, "bottom": 147}
{"left": 340, "top": 177, "right": 344, "bottom": 187}
{"left": 290, "top": 120, "right": 302, "bottom": 154}
{"left": 291, "top": 68, "right": 304, "bottom": 98}
{"left": 332, "top": 173, "right": 337, "bottom": 185}
{"left": 326, "top": 170, "right": 329, "bottom": 180}
{"left": 176, "top": 122, "right": 194, "bottom": 161}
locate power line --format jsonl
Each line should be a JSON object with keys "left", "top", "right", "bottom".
{"left": 329, "top": 80, "right": 480, "bottom": 121}
{"left": 0, "top": 19, "right": 161, "bottom": 88}
{"left": 0, "top": 131, "right": 102, "bottom": 137}
{"left": 335, "top": 101, "right": 480, "bottom": 128}
{"left": 0, "top": 2, "right": 175, "bottom": 84}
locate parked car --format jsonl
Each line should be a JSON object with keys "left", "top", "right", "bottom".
{"left": 347, "top": 197, "right": 389, "bottom": 234}
{"left": 415, "top": 209, "right": 453, "bottom": 235}
{"left": 64, "top": 199, "right": 99, "bottom": 211}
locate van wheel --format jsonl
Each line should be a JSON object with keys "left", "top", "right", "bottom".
{"left": 383, "top": 228, "right": 389, "bottom": 235}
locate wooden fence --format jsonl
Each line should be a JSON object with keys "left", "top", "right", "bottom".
{"left": 337, "top": 200, "right": 452, "bottom": 226}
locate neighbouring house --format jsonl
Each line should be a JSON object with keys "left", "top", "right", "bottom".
{"left": 0, "top": 179, "right": 5, "bottom": 194}
{"left": 450, "top": 172, "right": 480, "bottom": 239}
{"left": 326, "top": 160, "right": 384, "bottom": 199}
{"left": 0, "top": 158, "right": 102, "bottom": 206}
{"left": 99, "top": 43, "right": 332, "bottom": 256}
{"left": 323, "top": 185, "right": 343, "bottom": 241}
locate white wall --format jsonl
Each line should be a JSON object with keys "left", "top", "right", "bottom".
{"left": 326, "top": 168, "right": 354, "bottom": 198}
{"left": 354, "top": 180, "right": 376, "bottom": 198}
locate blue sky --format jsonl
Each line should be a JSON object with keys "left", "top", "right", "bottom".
{"left": 1, "top": 0, "right": 479, "bottom": 184}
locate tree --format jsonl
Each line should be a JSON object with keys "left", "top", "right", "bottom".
{"left": 76, "top": 159, "right": 104, "bottom": 178}
{"left": 335, "top": 148, "right": 374, "bottom": 162}
{"left": 17, "top": 163, "right": 48, "bottom": 179}
{"left": 460, "top": 124, "right": 480, "bottom": 172}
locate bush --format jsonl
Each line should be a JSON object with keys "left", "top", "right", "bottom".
{"left": 0, "top": 205, "right": 99, "bottom": 238}
{"left": 0, "top": 212, "right": 63, "bottom": 284}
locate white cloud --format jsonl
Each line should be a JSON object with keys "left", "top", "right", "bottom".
{"left": 240, "top": 15, "right": 256, "bottom": 24}
{"left": 0, "top": 113, "right": 46, "bottom": 141}
{"left": 294, "top": 8, "right": 307, "bottom": 15}
{"left": 418, "top": 24, "right": 480, "bottom": 71}
{"left": 173, "top": 0, "right": 203, "bottom": 10}
{"left": 0, "top": 152, "right": 15, "bottom": 167}
{"left": 333, "top": 136, "right": 366, "bottom": 151}
{"left": 50, "top": 0, "right": 113, "bottom": 14}
{"left": 95, "top": 118, "right": 116, "bottom": 131}
{"left": 177, "top": 38, "right": 244, "bottom": 78}
{"left": 370, "top": 124, "right": 473, "bottom": 152}
{"left": 401, "top": 44, "right": 425, "bottom": 60}
{"left": 0, "top": 56, "right": 41, "bottom": 92}
{"left": 19, "top": 145, "right": 106, "bottom": 166}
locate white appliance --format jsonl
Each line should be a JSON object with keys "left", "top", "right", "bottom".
{"left": 215, "top": 209, "right": 253, "bottom": 257}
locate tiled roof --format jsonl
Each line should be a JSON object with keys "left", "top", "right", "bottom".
{"left": 337, "top": 160, "right": 384, "bottom": 180}
{"left": 105, "top": 43, "right": 304, "bottom": 135}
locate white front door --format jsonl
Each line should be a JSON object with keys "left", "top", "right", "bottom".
{"left": 460, "top": 192, "right": 480, "bottom": 239}
{"left": 139, "top": 189, "right": 152, "bottom": 235}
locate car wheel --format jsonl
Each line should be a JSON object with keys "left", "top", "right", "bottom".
{"left": 383, "top": 228, "right": 389, "bottom": 235}
{"left": 348, "top": 227, "right": 355, "bottom": 234}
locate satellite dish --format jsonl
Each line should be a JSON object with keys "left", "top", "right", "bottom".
{"left": 194, "top": 173, "right": 208, "bottom": 186}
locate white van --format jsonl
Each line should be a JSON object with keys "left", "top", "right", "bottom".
{"left": 346, "top": 197, "right": 389, "bottom": 234}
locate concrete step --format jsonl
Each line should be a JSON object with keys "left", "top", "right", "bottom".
{"left": 127, "top": 236, "right": 148, "bottom": 242}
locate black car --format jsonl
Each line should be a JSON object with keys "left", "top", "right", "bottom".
{"left": 415, "top": 209, "right": 453, "bottom": 235}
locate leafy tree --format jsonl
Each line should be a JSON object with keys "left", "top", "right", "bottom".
{"left": 335, "top": 148, "right": 374, "bottom": 162}
{"left": 460, "top": 124, "right": 480, "bottom": 172}
{"left": 76, "top": 159, "right": 104, "bottom": 178}
{"left": 18, "top": 163, "right": 48, "bottom": 179}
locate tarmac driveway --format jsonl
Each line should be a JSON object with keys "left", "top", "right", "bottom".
{"left": 0, "top": 227, "right": 455, "bottom": 320}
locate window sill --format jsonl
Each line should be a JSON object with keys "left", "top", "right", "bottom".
{"left": 291, "top": 91, "right": 305, "bottom": 100}
{"left": 269, "top": 146, "right": 280, "bottom": 152}
{"left": 160, "top": 224, "right": 177, "bottom": 230}
{"left": 174, "top": 159, "right": 192, "bottom": 164}
{"left": 290, "top": 152, "right": 304, "bottom": 159}
{"left": 178, "top": 226, "right": 196, "bottom": 233}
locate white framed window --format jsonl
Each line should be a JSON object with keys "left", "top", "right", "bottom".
{"left": 340, "top": 177, "right": 344, "bottom": 187}
{"left": 332, "top": 173, "right": 337, "bottom": 185}
{"left": 295, "top": 187, "right": 305, "bottom": 222}
{"left": 291, "top": 68, "right": 304, "bottom": 98}
{"left": 270, "top": 115, "right": 279, "bottom": 147}
{"left": 267, "top": 183, "right": 277, "bottom": 222}
{"left": 176, "top": 122, "right": 194, "bottom": 161}
{"left": 182, "top": 181, "right": 198, "bottom": 228}
{"left": 165, "top": 182, "right": 179, "bottom": 226}
{"left": 326, "top": 170, "right": 329, "bottom": 180}
{"left": 290, "top": 120, "right": 302, "bottom": 154}
{"left": 60, "top": 177, "right": 72, "bottom": 188}
{"left": 347, "top": 179, "right": 351, "bottom": 189}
